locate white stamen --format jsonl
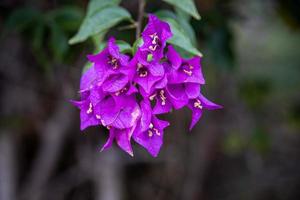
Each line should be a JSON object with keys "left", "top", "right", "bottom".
{"left": 183, "top": 69, "right": 193, "bottom": 76}
{"left": 194, "top": 99, "right": 203, "bottom": 109}
{"left": 160, "top": 90, "right": 167, "bottom": 105}
{"left": 86, "top": 103, "right": 93, "bottom": 114}
{"left": 148, "top": 130, "right": 153, "bottom": 137}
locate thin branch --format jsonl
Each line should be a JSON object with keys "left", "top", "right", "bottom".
{"left": 136, "top": 0, "right": 146, "bottom": 39}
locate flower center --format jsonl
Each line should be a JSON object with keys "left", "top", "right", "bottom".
{"left": 108, "top": 56, "right": 119, "bottom": 69}
{"left": 137, "top": 63, "right": 148, "bottom": 77}
{"left": 148, "top": 123, "right": 160, "bottom": 137}
{"left": 193, "top": 99, "right": 203, "bottom": 109}
{"left": 86, "top": 102, "right": 93, "bottom": 114}
{"left": 159, "top": 90, "right": 167, "bottom": 105}
{"left": 182, "top": 64, "right": 194, "bottom": 76}
{"left": 149, "top": 33, "right": 160, "bottom": 51}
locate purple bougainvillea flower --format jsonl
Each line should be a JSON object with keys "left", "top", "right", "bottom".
{"left": 79, "top": 65, "right": 98, "bottom": 93}
{"left": 129, "top": 50, "right": 165, "bottom": 94}
{"left": 94, "top": 94, "right": 141, "bottom": 129}
{"left": 70, "top": 86, "right": 106, "bottom": 131}
{"left": 87, "top": 37, "right": 130, "bottom": 86}
{"left": 101, "top": 72, "right": 129, "bottom": 93}
{"left": 166, "top": 45, "right": 205, "bottom": 85}
{"left": 71, "top": 98, "right": 101, "bottom": 131}
{"left": 133, "top": 100, "right": 169, "bottom": 157}
{"left": 71, "top": 67, "right": 107, "bottom": 130}
{"left": 71, "top": 15, "right": 222, "bottom": 157}
{"left": 101, "top": 125, "right": 136, "bottom": 156}
{"left": 187, "top": 93, "right": 222, "bottom": 130}
{"left": 140, "top": 14, "right": 172, "bottom": 61}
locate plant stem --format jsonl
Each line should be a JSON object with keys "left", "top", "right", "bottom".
{"left": 136, "top": 0, "right": 146, "bottom": 39}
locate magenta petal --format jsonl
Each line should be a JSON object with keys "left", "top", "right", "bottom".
{"left": 152, "top": 115, "right": 170, "bottom": 130}
{"left": 87, "top": 48, "right": 109, "bottom": 64}
{"left": 135, "top": 74, "right": 162, "bottom": 94}
{"left": 133, "top": 131, "right": 162, "bottom": 157}
{"left": 139, "top": 100, "right": 152, "bottom": 132}
{"left": 189, "top": 108, "right": 203, "bottom": 131}
{"left": 167, "top": 69, "right": 188, "bottom": 84}
{"left": 89, "top": 87, "right": 105, "bottom": 106}
{"left": 107, "top": 37, "right": 119, "bottom": 59}
{"left": 126, "top": 83, "right": 138, "bottom": 95}
{"left": 95, "top": 96, "right": 118, "bottom": 126}
{"left": 166, "top": 45, "right": 182, "bottom": 70}
{"left": 186, "top": 57, "right": 205, "bottom": 84}
{"left": 70, "top": 100, "right": 83, "bottom": 108}
{"left": 102, "top": 73, "right": 128, "bottom": 93}
{"left": 119, "top": 54, "right": 130, "bottom": 66}
{"left": 154, "top": 75, "right": 168, "bottom": 89}
{"left": 199, "top": 94, "right": 223, "bottom": 110}
{"left": 166, "top": 84, "right": 188, "bottom": 109}
{"left": 80, "top": 66, "right": 97, "bottom": 91}
{"left": 101, "top": 130, "right": 115, "bottom": 152}
{"left": 133, "top": 115, "right": 169, "bottom": 157}
{"left": 115, "top": 128, "right": 134, "bottom": 156}
{"left": 148, "top": 63, "right": 164, "bottom": 76}
{"left": 110, "top": 102, "right": 141, "bottom": 129}
{"left": 153, "top": 98, "right": 172, "bottom": 114}
{"left": 185, "top": 83, "right": 200, "bottom": 99}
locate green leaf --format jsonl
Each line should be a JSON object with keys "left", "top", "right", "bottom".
{"left": 132, "top": 37, "right": 143, "bottom": 54}
{"left": 116, "top": 40, "right": 132, "bottom": 54}
{"left": 156, "top": 10, "right": 197, "bottom": 48}
{"left": 69, "top": 6, "right": 132, "bottom": 45}
{"left": 155, "top": 10, "right": 177, "bottom": 20}
{"left": 5, "top": 7, "right": 41, "bottom": 31}
{"left": 87, "top": 0, "right": 121, "bottom": 17}
{"left": 47, "top": 6, "right": 84, "bottom": 32}
{"left": 82, "top": 62, "right": 93, "bottom": 74}
{"left": 162, "top": 0, "right": 201, "bottom": 20}
{"left": 175, "top": 8, "right": 196, "bottom": 44}
{"left": 161, "top": 17, "right": 202, "bottom": 57}
{"left": 147, "top": 54, "right": 153, "bottom": 62}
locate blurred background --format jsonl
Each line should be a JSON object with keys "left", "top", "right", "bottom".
{"left": 1, "top": 0, "right": 300, "bottom": 200}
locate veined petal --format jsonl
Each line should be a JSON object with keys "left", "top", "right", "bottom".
{"left": 107, "top": 37, "right": 120, "bottom": 59}
{"left": 110, "top": 101, "right": 141, "bottom": 129}
{"left": 102, "top": 73, "right": 128, "bottom": 93}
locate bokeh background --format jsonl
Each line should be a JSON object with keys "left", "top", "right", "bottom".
{"left": 1, "top": 0, "right": 300, "bottom": 200}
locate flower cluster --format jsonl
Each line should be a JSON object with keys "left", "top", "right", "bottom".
{"left": 71, "top": 14, "right": 222, "bottom": 157}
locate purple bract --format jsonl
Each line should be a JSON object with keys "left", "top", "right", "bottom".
{"left": 71, "top": 14, "right": 222, "bottom": 157}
